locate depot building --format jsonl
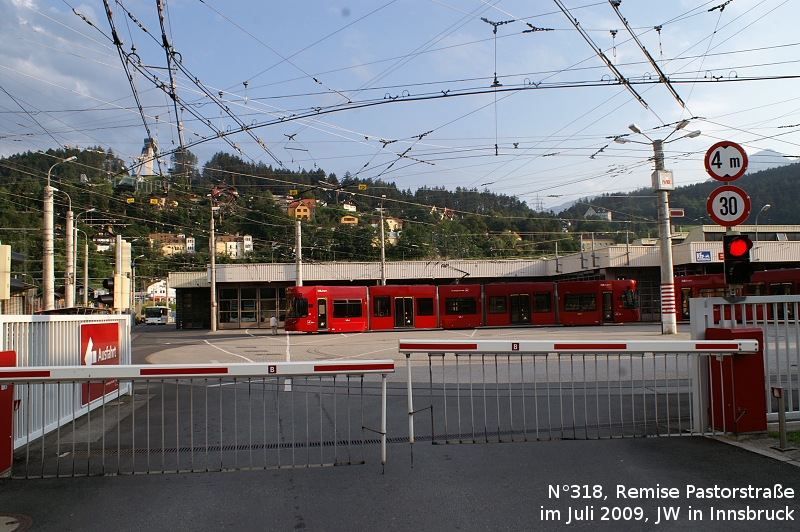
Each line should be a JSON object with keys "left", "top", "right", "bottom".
{"left": 168, "top": 225, "right": 800, "bottom": 329}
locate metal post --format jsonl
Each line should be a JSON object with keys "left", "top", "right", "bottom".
{"left": 380, "top": 196, "right": 386, "bottom": 285}
{"left": 295, "top": 220, "right": 303, "bottom": 287}
{"left": 83, "top": 237, "right": 89, "bottom": 306}
{"left": 626, "top": 228, "right": 630, "bottom": 266}
{"left": 654, "top": 140, "right": 677, "bottom": 335}
{"left": 65, "top": 208, "right": 74, "bottom": 308}
{"left": 210, "top": 205, "right": 217, "bottom": 332}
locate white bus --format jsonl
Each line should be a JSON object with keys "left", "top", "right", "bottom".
{"left": 144, "top": 305, "right": 170, "bottom": 325}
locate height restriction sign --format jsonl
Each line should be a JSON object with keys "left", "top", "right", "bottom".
{"left": 706, "top": 185, "right": 751, "bottom": 227}
{"left": 704, "top": 141, "right": 748, "bottom": 181}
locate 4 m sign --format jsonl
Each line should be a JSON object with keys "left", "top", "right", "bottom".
{"left": 79, "top": 322, "right": 120, "bottom": 406}
{"left": 704, "top": 141, "right": 748, "bottom": 181}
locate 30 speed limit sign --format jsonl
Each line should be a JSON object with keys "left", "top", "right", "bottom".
{"left": 706, "top": 185, "right": 751, "bottom": 227}
{"left": 704, "top": 141, "right": 748, "bottom": 181}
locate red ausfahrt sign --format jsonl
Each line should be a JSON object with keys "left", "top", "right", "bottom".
{"left": 80, "top": 322, "right": 120, "bottom": 406}
{"left": 704, "top": 141, "right": 748, "bottom": 181}
{"left": 706, "top": 185, "right": 751, "bottom": 227}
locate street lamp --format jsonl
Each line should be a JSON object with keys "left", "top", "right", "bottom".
{"left": 53, "top": 188, "right": 75, "bottom": 308}
{"left": 615, "top": 122, "right": 701, "bottom": 335}
{"left": 74, "top": 208, "right": 96, "bottom": 305}
{"left": 43, "top": 155, "right": 77, "bottom": 310}
{"left": 76, "top": 228, "right": 90, "bottom": 306}
{"left": 755, "top": 204, "right": 771, "bottom": 243}
{"left": 130, "top": 254, "right": 146, "bottom": 319}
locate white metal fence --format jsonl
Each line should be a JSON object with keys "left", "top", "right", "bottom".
{"left": 0, "top": 360, "right": 393, "bottom": 478}
{"left": 0, "top": 315, "right": 132, "bottom": 449}
{"left": 690, "top": 296, "right": 800, "bottom": 421}
{"left": 399, "top": 340, "right": 759, "bottom": 446}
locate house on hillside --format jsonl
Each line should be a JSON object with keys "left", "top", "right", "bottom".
{"left": 288, "top": 198, "right": 317, "bottom": 220}
{"left": 215, "top": 234, "right": 253, "bottom": 258}
{"left": 342, "top": 200, "right": 357, "bottom": 212}
{"left": 584, "top": 206, "right": 612, "bottom": 221}
{"left": 369, "top": 216, "right": 403, "bottom": 232}
{"left": 340, "top": 215, "right": 359, "bottom": 225}
{"left": 92, "top": 226, "right": 116, "bottom": 252}
{"left": 149, "top": 233, "right": 196, "bottom": 256}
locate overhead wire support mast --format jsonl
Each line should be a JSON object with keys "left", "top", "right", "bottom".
{"left": 607, "top": 0, "right": 686, "bottom": 109}
{"left": 553, "top": 0, "right": 648, "bottom": 109}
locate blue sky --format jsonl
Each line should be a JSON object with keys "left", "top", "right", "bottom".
{"left": 2, "top": 0, "right": 800, "bottom": 210}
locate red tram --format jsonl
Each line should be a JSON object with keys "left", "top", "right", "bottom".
{"left": 558, "top": 280, "right": 639, "bottom": 326}
{"left": 676, "top": 268, "right": 800, "bottom": 321}
{"left": 285, "top": 279, "right": 640, "bottom": 333}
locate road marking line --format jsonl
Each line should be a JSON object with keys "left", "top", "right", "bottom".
{"left": 203, "top": 340, "right": 254, "bottom": 363}
{"left": 337, "top": 346, "right": 397, "bottom": 360}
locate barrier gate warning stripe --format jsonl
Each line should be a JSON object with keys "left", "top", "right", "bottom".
{"left": 0, "top": 360, "right": 395, "bottom": 382}
{"left": 397, "top": 339, "right": 758, "bottom": 354}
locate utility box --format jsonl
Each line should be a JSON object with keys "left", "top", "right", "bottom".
{"left": 706, "top": 327, "right": 767, "bottom": 434}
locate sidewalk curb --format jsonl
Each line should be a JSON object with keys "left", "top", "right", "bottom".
{"left": 708, "top": 435, "right": 800, "bottom": 468}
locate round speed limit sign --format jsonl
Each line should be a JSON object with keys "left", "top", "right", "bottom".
{"left": 706, "top": 185, "right": 751, "bottom": 227}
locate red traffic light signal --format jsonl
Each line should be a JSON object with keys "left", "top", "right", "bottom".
{"left": 728, "top": 237, "right": 750, "bottom": 257}
{"left": 723, "top": 234, "right": 753, "bottom": 284}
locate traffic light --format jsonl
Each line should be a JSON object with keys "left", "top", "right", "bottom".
{"left": 723, "top": 234, "right": 754, "bottom": 284}
{"left": 97, "top": 274, "right": 130, "bottom": 310}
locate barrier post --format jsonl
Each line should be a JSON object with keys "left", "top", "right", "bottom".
{"left": 0, "top": 350, "right": 14, "bottom": 477}
{"left": 705, "top": 327, "right": 767, "bottom": 434}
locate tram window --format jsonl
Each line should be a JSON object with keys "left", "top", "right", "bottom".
{"left": 489, "top": 296, "right": 507, "bottom": 314}
{"left": 746, "top": 283, "right": 765, "bottom": 296}
{"left": 373, "top": 296, "right": 391, "bottom": 317}
{"left": 533, "top": 292, "right": 551, "bottom": 313}
{"left": 564, "top": 294, "right": 596, "bottom": 311}
{"left": 699, "top": 288, "right": 727, "bottom": 298}
{"left": 287, "top": 298, "right": 308, "bottom": 318}
{"left": 333, "top": 299, "right": 363, "bottom": 318}
{"left": 445, "top": 297, "right": 477, "bottom": 315}
{"left": 417, "top": 298, "right": 434, "bottom": 316}
{"left": 621, "top": 290, "right": 637, "bottom": 309}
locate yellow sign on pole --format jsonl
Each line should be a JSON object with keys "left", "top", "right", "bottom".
{"left": 126, "top": 197, "right": 135, "bottom": 204}
{"left": 358, "top": 184, "right": 367, "bottom": 190}
{"left": 149, "top": 198, "right": 159, "bottom": 205}
{"left": 289, "top": 189, "right": 298, "bottom": 196}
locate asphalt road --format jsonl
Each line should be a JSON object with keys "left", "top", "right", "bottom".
{"left": 1, "top": 436, "right": 798, "bottom": 531}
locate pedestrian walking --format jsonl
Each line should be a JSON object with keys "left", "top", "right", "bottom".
{"left": 270, "top": 314, "right": 278, "bottom": 335}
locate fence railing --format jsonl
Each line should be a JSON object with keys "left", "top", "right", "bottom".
{"left": 0, "top": 360, "right": 393, "bottom": 478}
{"left": 690, "top": 296, "right": 800, "bottom": 421}
{"left": 399, "top": 340, "right": 758, "bottom": 446}
{"left": 0, "top": 315, "right": 132, "bottom": 449}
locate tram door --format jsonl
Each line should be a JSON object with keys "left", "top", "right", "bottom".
{"left": 509, "top": 294, "right": 531, "bottom": 324}
{"left": 394, "top": 297, "right": 414, "bottom": 328}
{"left": 318, "top": 298, "right": 328, "bottom": 330}
{"left": 681, "top": 288, "right": 692, "bottom": 321}
{"left": 602, "top": 291, "right": 614, "bottom": 322}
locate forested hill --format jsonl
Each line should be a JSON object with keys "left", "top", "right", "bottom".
{"left": 0, "top": 148, "right": 571, "bottom": 283}
{"left": 558, "top": 162, "right": 800, "bottom": 226}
